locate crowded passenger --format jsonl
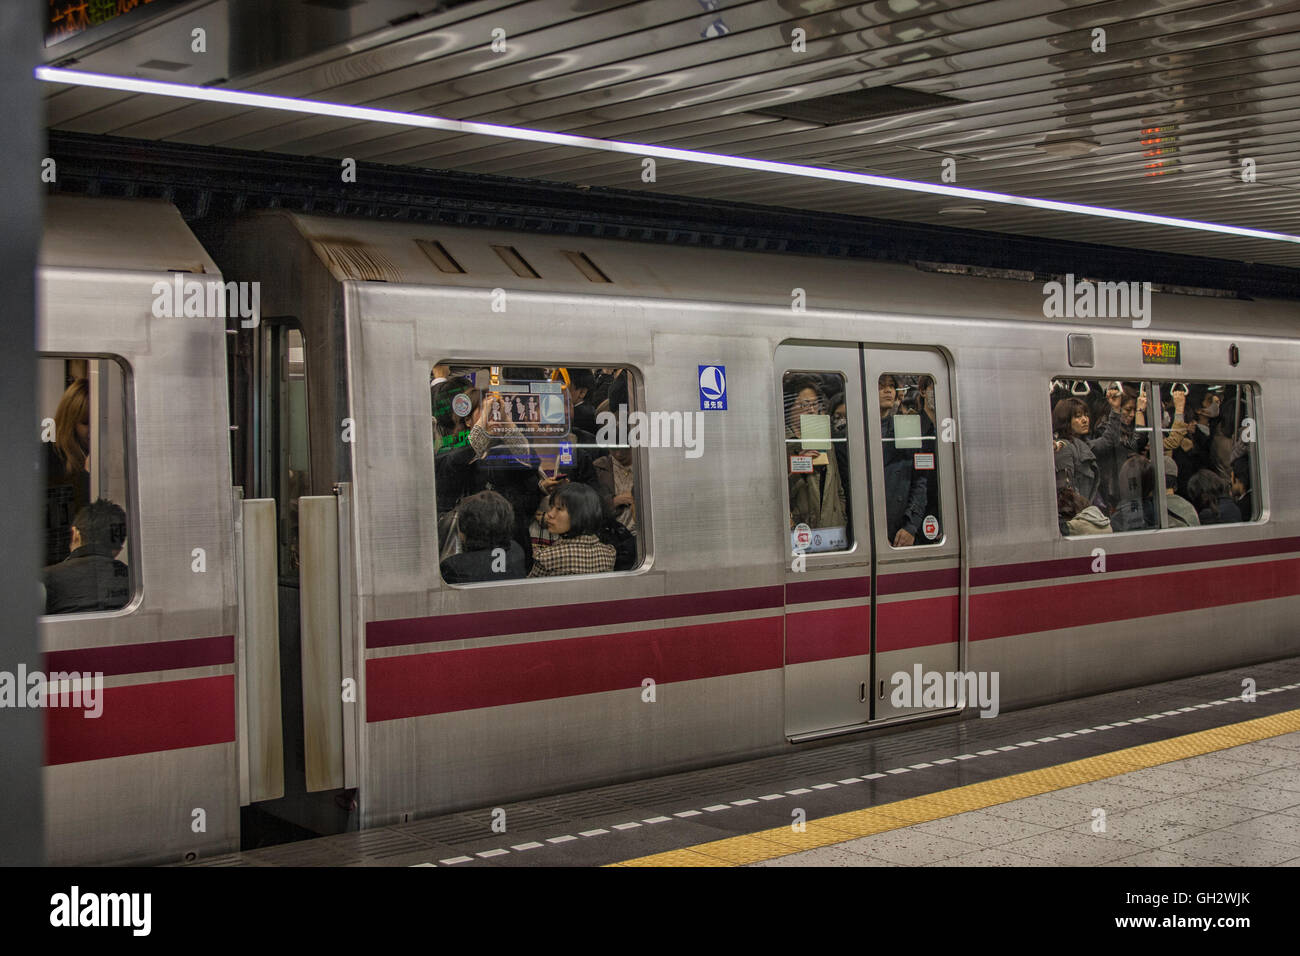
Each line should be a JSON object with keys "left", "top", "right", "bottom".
{"left": 1099, "top": 385, "right": 1149, "bottom": 509}
{"left": 567, "top": 368, "right": 599, "bottom": 437}
{"left": 784, "top": 374, "right": 848, "bottom": 542}
{"left": 880, "top": 375, "right": 930, "bottom": 547}
{"left": 44, "top": 378, "right": 91, "bottom": 566}
{"left": 439, "top": 491, "right": 526, "bottom": 583}
{"left": 1059, "top": 487, "right": 1112, "bottom": 535}
{"left": 1187, "top": 469, "right": 1242, "bottom": 525}
{"left": 1051, "top": 393, "right": 1126, "bottom": 508}
{"left": 1230, "top": 460, "right": 1253, "bottom": 519}
{"left": 1109, "top": 454, "right": 1156, "bottom": 532}
{"left": 43, "top": 498, "right": 130, "bottom": 614}
{"left": 527, "top": 482, "right": 616, "bottom": 577}
{"left": 1162, "top": 457, "right": 1200, "bottom": 528}
{"left": 435, "top": 385, "right": 540, "bottom": 563}
{"left": 1171, "top": 387, "right": 1219, "bottom": 495}
{"left": 592, "top": 444, "right": 636, "bottom": 533}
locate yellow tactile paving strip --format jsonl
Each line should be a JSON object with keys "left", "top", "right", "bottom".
{"left": 608, "top": 709, "right": 1300, "bottom": 867}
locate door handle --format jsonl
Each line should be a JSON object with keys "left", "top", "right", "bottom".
{"left": 859, "top": 682, "right": 866, "bottom": 703}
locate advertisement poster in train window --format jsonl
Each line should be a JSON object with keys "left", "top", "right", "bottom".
{"left": 486, "top": 379, "right": 569, "bottom": 438}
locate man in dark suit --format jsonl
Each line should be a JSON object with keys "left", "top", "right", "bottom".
{"left": 43, "top": 499, "right": 130, "bottom": 614}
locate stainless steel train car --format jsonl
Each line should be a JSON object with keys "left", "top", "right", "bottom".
{"left": 36, "top": 195, "right": 1300, "bottom": 864}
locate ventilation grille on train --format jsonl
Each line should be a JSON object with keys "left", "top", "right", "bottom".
{"left": 751, "top": 86, "right": 963, "bottom": 125}
{"left": 492, "top": 245, "right": 540, "bottom": 278}
{"left": 311, "top": 238, "right": 402, "bottom": 282}
{"left": 416, "top": 239, "right": 466, "bottom": 274}
{"left": 563, "top": 250, "right": 611, "bottom": 283}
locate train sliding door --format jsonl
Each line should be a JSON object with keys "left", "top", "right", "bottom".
{"left": 779, "top": 343, "right": 963, "bottom": 739}
{"left": 777, "top": 343, "right": 873, "bottom": 737}
{"left": 862, "top": 348, "right": 962, "bottom": 721}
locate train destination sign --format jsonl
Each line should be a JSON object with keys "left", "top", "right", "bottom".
{"left": 1141, "top": 339, "right": 1180, "bottom": 364}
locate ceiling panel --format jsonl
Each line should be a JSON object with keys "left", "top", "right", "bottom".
{"left": 41, "top": 0, "right": 1300, "bottom": 267}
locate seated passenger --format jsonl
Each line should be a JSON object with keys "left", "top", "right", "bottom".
{"left": 43, "top": 499, "right": 130, "bottom": 614}
{"left": 1058, "top": 487, "right": 1087, "bottom": 536}
{"left": 527, "top": 483, "right": 616, "bottom": 577}
{"left": 1188, "top": 469, "right": 1242, "bottom": 525}
{"left": 1162, "top": 457, "right": 1200, "bottom": 528}
{"left": 440, "top": 491, "right": 526, "bottom": 583}
{"left": 785, "top": 375, "right": 847, "bottom": 538}
{"left": 1066, "top": 501, "right": 1113, "bottom": 535}
{"left": 1109, "top": 454, "right": 1155, "bottom": 532}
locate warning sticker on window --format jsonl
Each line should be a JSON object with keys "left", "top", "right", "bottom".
{"left": 913, "top": 452, "right": 935, "bottom": 470}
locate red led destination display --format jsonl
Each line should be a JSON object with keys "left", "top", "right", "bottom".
{"left": 1141, "top": 339, "right": 1180, "bottom": 364}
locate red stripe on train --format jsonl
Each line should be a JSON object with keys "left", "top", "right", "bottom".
{"left": 878, "top": 594, "right": 959, "bottom": 652}
{"left": 44, "top": 635, "right": 234, "bottom": 677}
{"left": 971, "top": 536, "right": 1300, "bottom": 588}
{"left": 786, "top": 606, "right": 868, "bottom": 664}
{"left": 368, "top": 585, "right": 783, "bottom": 649}
{"left": 970, "top": 556, "right": 1300, "bottom": 642}
{"left": 45, "top": 675, "right": 235, "bottom": 766}
{"left": 366, "top": 616, "right": 784, "bottom": 722}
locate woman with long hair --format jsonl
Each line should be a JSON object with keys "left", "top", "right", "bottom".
{"left": 1051, "top": 395, "right": 1125, "bottom": 508}
{"left": 44, "top": 379, "right": 91, "bottom": 566}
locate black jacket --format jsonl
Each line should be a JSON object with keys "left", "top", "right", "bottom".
{"left": 881, "top": 415, "right": 929, "bottom": 541}
{"left": 43, "top": 444, "right": 90, "bottom": 567}
{"left": 441, "top": 541, "right": 526, "bottom": 584}
{"left": 44, "top": 546, "right": 129, "bottom": 614}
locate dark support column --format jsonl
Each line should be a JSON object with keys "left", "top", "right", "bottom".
{"left": 0, "top": 1, "right": 44, "bottom": 866}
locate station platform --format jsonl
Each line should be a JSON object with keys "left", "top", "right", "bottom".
{"left": 194, "top": 658, "right": 1300, "bottom": 868}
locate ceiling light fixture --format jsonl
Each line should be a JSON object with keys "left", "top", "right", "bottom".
{"left": 35, "top": 67, "right": 1300, "bottom": 246}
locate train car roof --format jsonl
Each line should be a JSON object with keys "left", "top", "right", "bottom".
{"left": 41, "top": 196, "right": 218, "bottom": 276}
{"left": 257, "top": 208, "right": 1298, "bottom": 337}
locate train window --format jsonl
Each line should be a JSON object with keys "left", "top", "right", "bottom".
{"left": 1154, "top": 382, "right": 1258, "bottom": 526}
{"left": 39, "top": 356, "right": 136, "bottom": 615}
{"left": 879, "top": 373, "right": 941, "bottom": 547}
{"left": 783, "top": 372, "right": 852, "bottom": 553}
{"left": 1050, "top": 379, "right": 1155, "bottom": 536}
{"left": 432, "top": 364, "right": 641, "bottom": 582}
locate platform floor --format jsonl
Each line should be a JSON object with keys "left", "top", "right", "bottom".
{"left": 192, "top": 657, "right": 1300, "bottom": 867}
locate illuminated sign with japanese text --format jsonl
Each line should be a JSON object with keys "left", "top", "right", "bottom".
{"left": 1141, "top": 339, "right": 1180, "bottom": 364}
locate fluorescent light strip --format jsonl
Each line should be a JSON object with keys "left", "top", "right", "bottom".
{"left": 36, "top": 66, "right": 1300, "bottom": 246}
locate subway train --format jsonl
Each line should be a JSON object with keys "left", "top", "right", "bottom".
{"left": 34, "top": 194, "right": 1299, "bottom": 865}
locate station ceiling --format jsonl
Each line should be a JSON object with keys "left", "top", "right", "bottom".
{"left": 40, "top": 0, "right": 1300, "bottom": 269}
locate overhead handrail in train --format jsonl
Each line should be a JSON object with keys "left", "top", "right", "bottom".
{"left": 1071, "top": 380, "right": 1091, "bottom": 395}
